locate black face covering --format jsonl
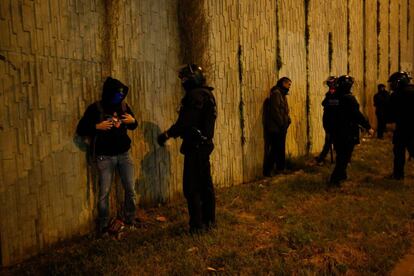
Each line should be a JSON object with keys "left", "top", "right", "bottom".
{"left": 182, "top": 79, "right": 198, "bottom": 91}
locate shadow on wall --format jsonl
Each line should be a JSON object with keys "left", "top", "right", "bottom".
{"left": 137, "top": 121, "right": 172, "bottom": 206}
{"left": 72, "top": 134, "right": 98, "bottom": 210}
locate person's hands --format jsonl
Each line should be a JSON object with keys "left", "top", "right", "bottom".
{"left": 368, "top": 128, "right": 375, "bottom": 137}
{"left": 121, "top": 113, "right": 136, "bottom": 124}
{"left": 157, "top": 132, "right": 169, "bottom": 146}
{"left": 96, "top": 120, "right": 113, "bottom": 130}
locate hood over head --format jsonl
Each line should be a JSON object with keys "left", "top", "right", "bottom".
{"left": 102, "top": 77, "right": 129, "bottom": 106}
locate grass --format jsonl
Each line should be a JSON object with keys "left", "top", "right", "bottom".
{"left": 3, "top": 133, "right": 414, "bottom": 275}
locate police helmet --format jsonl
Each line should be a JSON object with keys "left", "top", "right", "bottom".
{"left": 178, "top": 64, "right": 206, "bottom": 87}
{"left": 387, "top": 71, "right": 411, "bottom": 89}
{"left": 335, "top": 75, "right": 354, "bottom": 92}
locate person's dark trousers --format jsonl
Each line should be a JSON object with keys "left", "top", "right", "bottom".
{"left": 263, "top": 130, "right": 287, "bottom": 176}
{"left": 183, "top": 149, "right": 216, "bottom": 232}
{"left": 376, "top": 112, "right": 386, "bottom": 138}
{"left": 330, "top": 141, "right": 355, "bottom": 185}
{"left": 317, "top": 132, "right": 332, "bottom": 162}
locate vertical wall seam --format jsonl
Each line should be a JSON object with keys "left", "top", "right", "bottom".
{"left": 328, "top": 32, "right": 333, "bottom": 74}
{"left": 304, "top": 0, "right": 310, "bottom": 154}
{"left": 388, "top": 0, "right": 391, "bottom": 76}
{"left": 408, "top": 0, "right": 411, "bottom": 41}
{"left": 236, "top": 0, "right": 246, "bottom": 181}
{"left": 347, "top": 0, "right": 351, "bottom": 74}
{"left": 276, "top": 0, "right": 282, "bottom": 75}
{"left": 398, "top": 2, "right": 401, "bottom": 71}
{"left": 377, "top": 0, "right": 381, "bottom": 78}
{"left": 362, "top": 0, "right": 367, "bottom": 111}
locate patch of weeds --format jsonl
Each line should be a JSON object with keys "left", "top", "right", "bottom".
{"left": 287, "top": 174, "right": 327, "bottom": 193}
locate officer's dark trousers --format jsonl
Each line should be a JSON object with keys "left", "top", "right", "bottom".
{"left": 263, "top": 130, "right": 287, "bottom": 175}
{"left": 330, "top": 141, "right": 355, "bottom": 185}
{"left": 183, "top": 149, "right": 215, "bottom": 231}
{"left": 393, "top": 135, "right": 414, "bottom": 179}
{"left": 317, "top": 132, "right": 333, "bottom": 162}
{"left": 376, "top": 112, "right": 386, "bottom": 138}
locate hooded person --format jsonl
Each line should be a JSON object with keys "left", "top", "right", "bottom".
{"left": 76, "top": 76, "right": 138, "bottom": 235}
{"left": 263, "top": 76, "right": 292, "bottom": 177}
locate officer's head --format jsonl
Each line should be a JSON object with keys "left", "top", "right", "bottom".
{"left": 387, "top": 71, "right": 411, "bottom": 91}
{"left": 378, "top": 83, "right": 386, "bottom": 91}
{"left": 335, "top": 75, "right": 354, "bottom": 94}
{"left": 325, "top": 76, "right": 336, "bottom": 87}
{"left": 179, "top": 64, "right": 206, "bottom": 91}
{"left": 276, "top": 77, "right": 292, "bottom": 94}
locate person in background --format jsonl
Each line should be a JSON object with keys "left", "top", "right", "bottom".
{"left": 315, "top": 76, "right": 337, "bottom": 164}
{"left": 263, "top": 77, "right": 292, "bottom": 177}
{"left": 373, "top": 84, "right": 390, "bottom": 139}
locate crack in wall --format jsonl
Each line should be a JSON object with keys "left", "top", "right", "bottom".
{"left": 377, "top": 0, "right": 381, "bottom": 78}
{"left": 304, "top": 0, "right": 311, "bottom": 154}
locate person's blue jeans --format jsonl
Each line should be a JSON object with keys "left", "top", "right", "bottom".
{"left": 96, "top": 151, "right": 136, "bottom": 230}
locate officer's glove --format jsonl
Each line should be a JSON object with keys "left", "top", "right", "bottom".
{"left": 157, "top": 132, "right": 169, "bottom": 146}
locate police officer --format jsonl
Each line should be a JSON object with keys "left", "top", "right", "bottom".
{"left": 373, "top": 84, "right": 390, "bottom": 139}
{"left": 328, "top": 75, "right": 374, "bottom": 186}
{"left": 387, "top": 71, "right": 414, "bottom": 180}
{"left": 157, "top": 64, "right": 217, "bottom": 233}
{"left": 316, "top": 76, "right": 337, "bottom": 164}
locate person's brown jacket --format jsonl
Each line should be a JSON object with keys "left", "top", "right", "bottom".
{"left": 265, "top": 86, "right": 291, "bottom": 133}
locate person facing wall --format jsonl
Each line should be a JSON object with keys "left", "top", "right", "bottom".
{"left": 263, "top": 77, "right": 292, "bottom": 177}
{"left": 373, "top": 83, "right": 390, "bottom": 139}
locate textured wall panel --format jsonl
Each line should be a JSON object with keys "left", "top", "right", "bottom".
{"left": 308, "top": 0, "right": 330, "bottom": 154}
{"left": 107, "top": 0, "right": 183, "bottom": 205}
{"left": 364, "top": 0, "right": 379, "bottom": 121}
{"left": 0, "top": 0, "right": 106, "bottom": 265}
{"left": 278, "top": 0, "right": 307, "bottom": 156}
{"left": 378, "top": 0, "right": 390, "bottom": 85}
{"left": 204, "top": 0, "right": 244, "bottom": 186}
{"left": 239, "top": 0, "right": 277, "bottom": 181}
{"left": 349, "top": 0, "right": 365, "bottom": 110}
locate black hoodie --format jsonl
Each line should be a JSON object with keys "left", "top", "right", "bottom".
{"left": 76, "top": 77, "right": 138, "bottom": 156}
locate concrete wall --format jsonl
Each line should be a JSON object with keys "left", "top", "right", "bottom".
{"left": 0, "top": 0, "right": 413, "bottom": 266}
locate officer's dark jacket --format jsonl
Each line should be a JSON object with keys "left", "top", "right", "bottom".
{"left": 388, "top": 84, "right": 414, "bottom": 140}
{"left": 329, "top": 92, "right": 371, "bottom": 145}
{"left": 167, "top": 86, "right": 217, "bottom": 154}
{"left": 322, "top": 91, "right": 339, "bottom": 133}
{"left": 374, "top": 90, "right": 390, "bottom": 114}
{"left": 76, "top": 77, "right": 138, "bottom": 156}
{"left": 265, "top": 85, "right": 291, "bottom": 133}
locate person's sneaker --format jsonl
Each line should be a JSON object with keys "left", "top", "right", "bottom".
{"left": 125, "top": 218, "right": 148, "bottom": 229}
{"left": 263, "top": 172, "right": 272, "bottom": 178}
{"left": 96, "top": 226, "right": 110, "bottom": 239}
